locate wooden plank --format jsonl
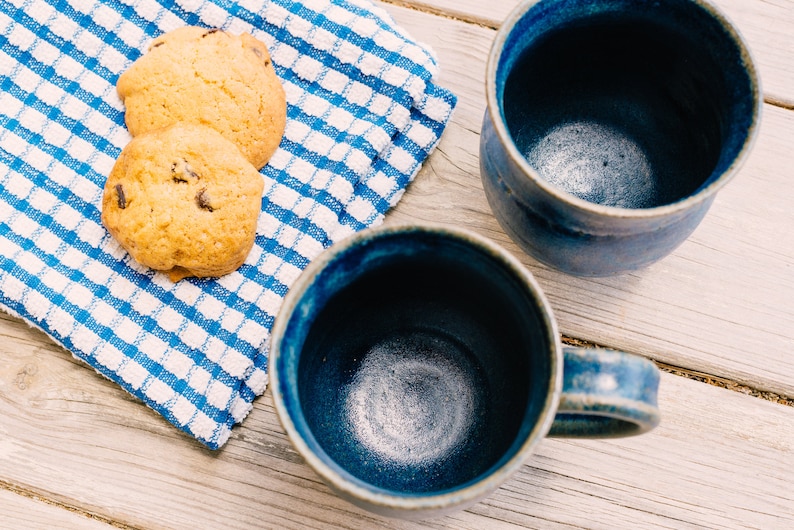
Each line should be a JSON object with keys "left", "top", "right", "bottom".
{"left": 383, "top": 3, "right": 794, "bottom": 398}
{"left": 0, "top": 311, "right": 792, "bottom": 529}
{"left": 1, "top": 3, "right": 792, "bottom": 529}
{"left": 0, "top": 489, "right": 115, "bottom": 529}
{"left": 383, "top": 0, "right": 794, "bottom": 107}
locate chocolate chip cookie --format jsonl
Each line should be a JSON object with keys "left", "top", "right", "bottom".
{"left": 101, "top": 122, "right": 264, "bottom": 281}
{"left": 117, "top": 26, "right": 286, "bottom": 170}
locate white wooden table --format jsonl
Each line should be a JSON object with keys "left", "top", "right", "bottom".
{"left": 2, "top": 0, "right": 793, "bottom": 528}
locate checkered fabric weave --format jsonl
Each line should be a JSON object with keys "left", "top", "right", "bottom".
{"left": 0, "top": 0, "right": 456, "bottom": 449}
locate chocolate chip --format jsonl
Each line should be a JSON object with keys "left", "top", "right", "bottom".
{"left": 171, "top": 158, "right": 199, "bottom": 182}
{"left": 196, "top": 187, "right": 214, "bottom": 212}
{"left": 115, "top": 184, "right": 126, "bottom": 209}
{"left": 202, "top": 28, "right": 221, "bottom": 38}
{"left": 151, "top": 41, "right": 164, "bottom": 48}
{"left": 250, "top": 47, "right": 271, "bottom": 66}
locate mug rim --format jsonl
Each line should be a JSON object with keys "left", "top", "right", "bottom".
{"left": 485, "top": 0, "right": 762, "bottom": 221}
{"left": 268, "top": 223, "right": 563, "bottom": 516}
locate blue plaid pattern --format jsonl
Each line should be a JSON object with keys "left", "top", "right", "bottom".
{"left": 0, "top": 0, "right": 456, "bottom": 449}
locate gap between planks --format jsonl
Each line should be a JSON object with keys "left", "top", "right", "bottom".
{"left": 561, "top": 335, "right": 794, "bottom": 407}
{"left": 378, "top": 0, "right": 794, "bottom": 112}
{"left": 378, "top": 0, "right": 497, "bottom": 28}
{"left": 764, "top": 95, "right": 794, "bottom": 111}
{"left": 0, "top": 479, "right": 138, "bottom": 530}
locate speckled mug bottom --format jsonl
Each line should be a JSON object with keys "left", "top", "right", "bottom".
{"left": 297, "top": 239, "right": 547, "bottom": 494}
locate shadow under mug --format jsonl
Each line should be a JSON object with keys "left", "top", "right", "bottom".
{"left": 480, "top": 0, "right": 761, "bottom": 276}
{"left": 269, "top": 224, "right": 660, "bottom": 519}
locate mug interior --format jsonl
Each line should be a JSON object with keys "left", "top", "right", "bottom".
{"left": 281, "top": 228, "right": 556, "bottom": 498}
{"left": 498, "top": 0, "right": 757, "bottom": 209}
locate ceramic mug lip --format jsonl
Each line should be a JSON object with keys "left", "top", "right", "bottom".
{"left": 485, "top": 0, "right": 762, "bottom": 222}
{"left": 268, "top": 222, "right": 563, "bottom": 515}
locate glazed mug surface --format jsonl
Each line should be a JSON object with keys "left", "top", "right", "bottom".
{"left": 480, "top": 0, "right": 761, "bottom": 276}
{"left": 269, "top": 224, "right": 660, "bottom": 519}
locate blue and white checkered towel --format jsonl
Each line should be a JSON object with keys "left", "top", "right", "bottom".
{"left": 0, "top": 0, "right": 456, "bottom": 449}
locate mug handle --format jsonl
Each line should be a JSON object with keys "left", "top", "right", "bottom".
{"left": 548, "top": 347, "right": 661, "bottom": 438}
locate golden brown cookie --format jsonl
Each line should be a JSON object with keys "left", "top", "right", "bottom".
{"left": 117, "top": 26, "right": 286, "bottom": 170}
{"left": 101, "top": 122, "right": 264, "bottom": 282}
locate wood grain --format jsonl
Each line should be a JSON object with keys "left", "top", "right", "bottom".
{"left": 384, "top": 3, "right": 794, "bottom": 398}
{"left": 1, "top": 1, "right": 793, "bottom": 528}
{"left": 386, "top": 0, "right": 794, "bottom": 107}
{"left": 0, "top": 311, "right": 792, "bottom": 529}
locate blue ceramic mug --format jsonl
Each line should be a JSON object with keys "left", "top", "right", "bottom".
{"left": 480, "top": 0, "right": 761, "bottom": 276}
{"left": 269, "top": 224, "right": 660, "bottom": 519}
